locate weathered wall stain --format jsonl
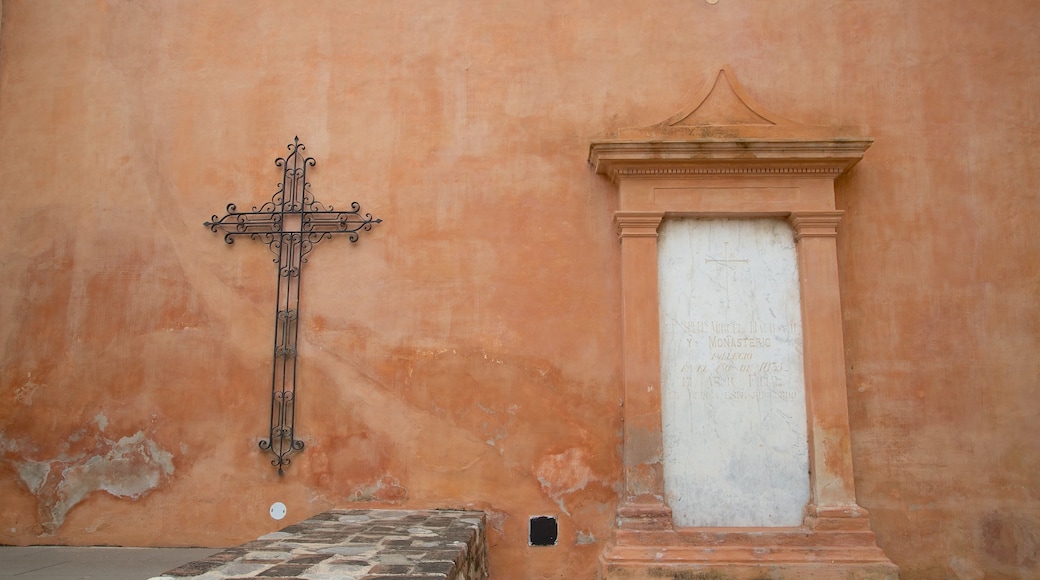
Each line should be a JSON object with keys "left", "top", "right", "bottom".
{"left": 979, "top": 511, "right": 1039, "bottom": 571}
{"left": 6, "top": 430, "right": 173, "bottom": 534}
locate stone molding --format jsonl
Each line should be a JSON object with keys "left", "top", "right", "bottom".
{"left": 614, "top": 212, "right": 664, "bottom": 239}
{"left": 589, "top": 140, "right": 871, "bottom": 183}
{"left": 790, "top": 210, "right": 844, "bottom": 240}
{"left": 614, "top": 165, "right": 846, "bottom": 177}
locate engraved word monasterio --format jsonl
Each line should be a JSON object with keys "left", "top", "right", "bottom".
{"left": 708, "top": 336, "right": 771, "bottom": 349}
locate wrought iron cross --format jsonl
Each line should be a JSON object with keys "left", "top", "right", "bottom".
{"left": 205, "top": 137, "right": 381, "bottom": 474}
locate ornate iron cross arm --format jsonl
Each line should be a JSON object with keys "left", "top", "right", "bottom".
{"left": 205, "top": 137, "right": 381, "bottom": 474}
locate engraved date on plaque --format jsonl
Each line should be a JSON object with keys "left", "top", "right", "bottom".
{"left": 675, "top": 319, "right": 798, "bottom": 400}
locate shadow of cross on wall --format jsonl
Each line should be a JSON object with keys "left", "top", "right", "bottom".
{"left": 204, "top": 137, "right": 381, "bottom": 474}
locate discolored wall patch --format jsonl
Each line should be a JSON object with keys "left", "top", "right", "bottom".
{"left": 7, "top": 430, "right": 174, "bottom": 534}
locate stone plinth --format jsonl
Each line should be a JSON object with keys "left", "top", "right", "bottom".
{"left": 153, "top": 509, "right": 488, "bottom": 580}
{"left": 602, "top": 509, "right": 896, "bottom": 580}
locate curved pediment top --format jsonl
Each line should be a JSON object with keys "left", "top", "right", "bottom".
{"left": 614, "top": 66, "right": 862, "bottom": 141}
{"left": 660, "top": 66, "right": 787, "bottom": 128}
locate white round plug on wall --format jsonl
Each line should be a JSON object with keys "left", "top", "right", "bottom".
{"left": 269, "top": 502, "right": 287, "bottom": 521}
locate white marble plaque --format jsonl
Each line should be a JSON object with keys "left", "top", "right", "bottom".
{"left": 658, "top": 218, "right": 809, "bottom": 527}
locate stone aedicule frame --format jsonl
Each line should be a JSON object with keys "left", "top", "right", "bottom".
{"left": 590, "top": 69, "right": 897, "bottom": 578}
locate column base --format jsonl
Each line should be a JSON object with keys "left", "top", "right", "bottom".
{"left": 601, "top": 510, "right": 898, "bottom": 580}
{"left": 616, "top": 499, "right": 675, "bottom": 532}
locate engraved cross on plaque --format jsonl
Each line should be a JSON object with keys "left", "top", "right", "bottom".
{"left": 205, "top": 137, "right": 381, "bottom": 474}
{"left": 705, "top": 241, "right": 747, "bottom": 309}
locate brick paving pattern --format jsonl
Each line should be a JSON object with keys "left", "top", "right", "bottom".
{"left": 151, "top": 509, "right": 488, "bottom": 580}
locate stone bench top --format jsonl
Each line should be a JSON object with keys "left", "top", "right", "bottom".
{"left": 152, "top": 509, "right": 488, "bottom": 580}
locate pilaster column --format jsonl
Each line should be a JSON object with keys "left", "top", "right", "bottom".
{"left": 788, "top": 211, "right": 861, "bottom": 515}
{"left": 614, "top": 211, "right": 672, "bottom": 531}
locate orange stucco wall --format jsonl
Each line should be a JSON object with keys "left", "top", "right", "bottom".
{"left": 0, "top": 1, "right": 1037, "bottom": 578}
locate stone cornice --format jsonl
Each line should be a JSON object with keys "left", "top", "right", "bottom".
{"left": 588, "top": 139, "right": 873, "bottom": 182}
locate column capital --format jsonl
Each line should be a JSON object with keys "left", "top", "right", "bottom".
{"left": 615, "top": 211, "right": 664, "bottom": 239}
{"left": 789, "top": 211, "right": 844, "bottom": 241}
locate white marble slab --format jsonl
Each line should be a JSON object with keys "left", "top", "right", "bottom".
{"left": 658, "top": 218, "right": 809, "bottom": 527}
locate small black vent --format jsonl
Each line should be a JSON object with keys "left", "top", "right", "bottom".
{"left": 529, "top": 516, "right": 558, "bottom": 546}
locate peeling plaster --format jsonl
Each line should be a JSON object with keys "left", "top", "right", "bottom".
{"left": 0, "top": 432, "right": 35, "bottom": 455}
{"left": 16, "top": 460, "right": 50, "bottom": 494}
{"left": 347, "top": 475, "right": 408, "bottom": 504}
{"left": 536, "top": 448, "right": 595, "bottom": 515}
{"left": 9, "top": 430, "right": 174, "bottom": 535}
{"left": 94, "top": 412, "right": 108, "bottom": 432}
{"left": 15, "top": 372, "right": 43, "bottom": 406}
